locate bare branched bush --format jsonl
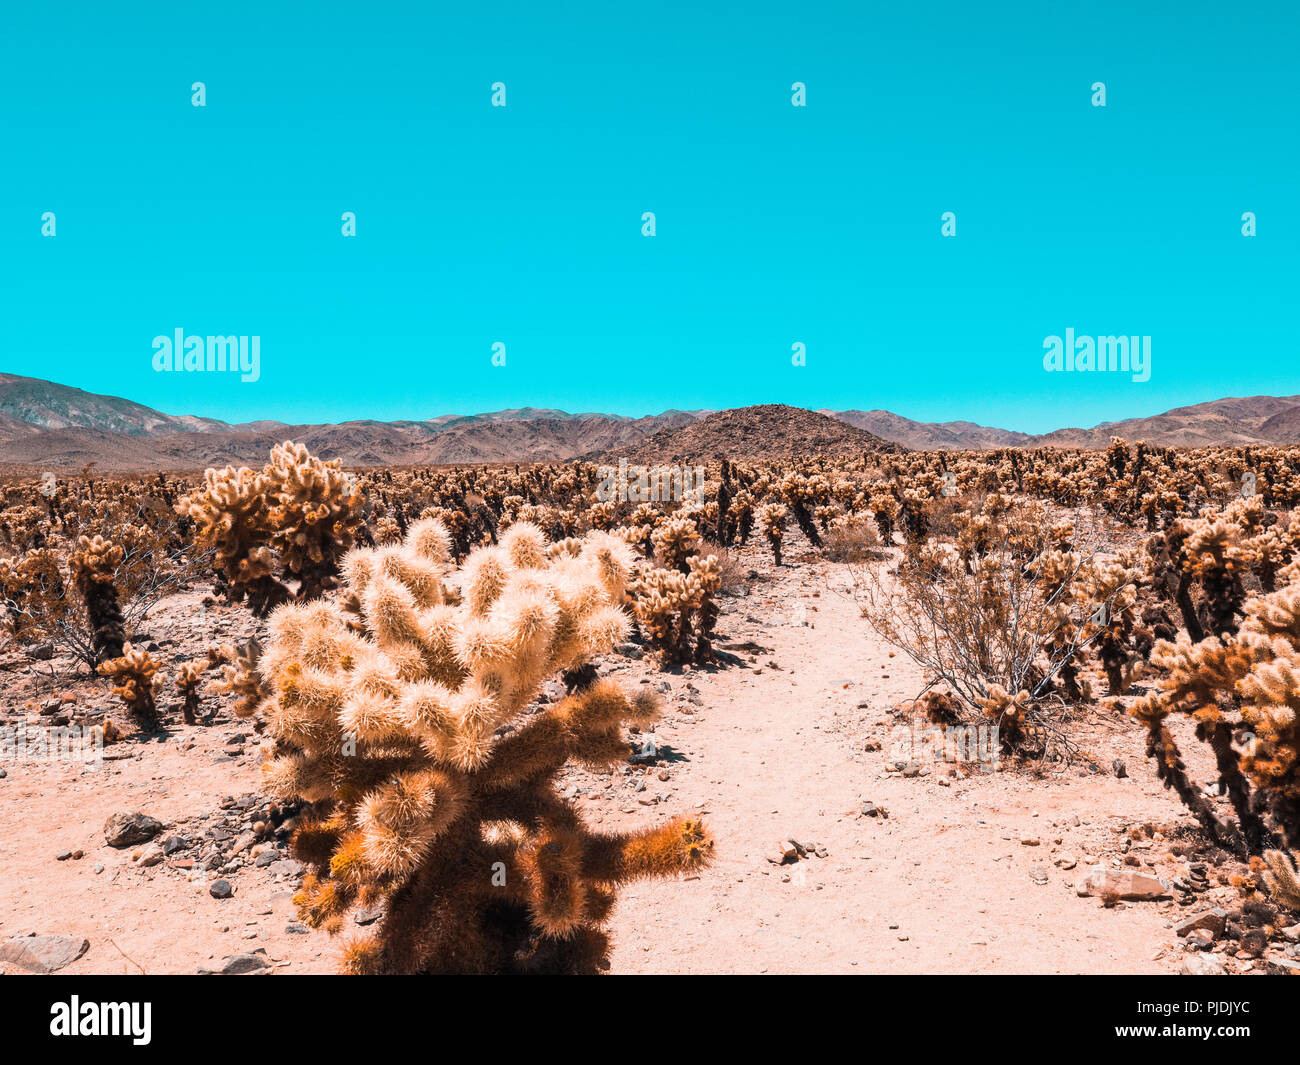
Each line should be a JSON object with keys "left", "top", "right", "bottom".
{"left": 849, "top": 503, "right": 1136, "bottom": 759}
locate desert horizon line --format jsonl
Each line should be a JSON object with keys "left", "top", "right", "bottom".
{"left": 3, "top": 370, "right": 1295, "bottom": 441}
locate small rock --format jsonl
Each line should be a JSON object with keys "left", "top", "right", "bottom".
{"left": 1176, "top": 908, "right": 1227, "bottom": 940}
{"left": 1267, "top": 956, "right": 1300, "bottom": 975}
{"left": 767, "top": 841, "right": 800, "bottom": 865}
{"left": 1112, "top": 759, "right": 1127, "bottom": 779}
{"left": 1029, "top": 866, "right": 1050, "bottom": 885}
{"left": 284, "top": 922, "right": 310, "bottom": 935}
{"left": 55, "top": 850, "right": 73, "bottom": 862}
{"left": 136, "top": 843, "right": 165, "bottom": 868}
{"left": 354, "top": 906, "right": 384, "bottom": 926}
{"left": 1182, "top": 952, "right": 1227, "bottom": 976}
{"left": 1054, "top": 854, "right": 1077, "bottom": 870}
{"left": 209, "top": 879, "right": 234, "bottom": 899}
{"left": 217, "top": 951, "right": 268, "bottom": 975}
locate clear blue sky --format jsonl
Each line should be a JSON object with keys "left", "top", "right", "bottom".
{"left": 2, "top": 2, "right": 1296, "bottom": 432}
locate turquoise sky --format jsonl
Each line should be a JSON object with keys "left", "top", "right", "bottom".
{"left": 2, "top": 2, "right": 1296, "bottom": 431}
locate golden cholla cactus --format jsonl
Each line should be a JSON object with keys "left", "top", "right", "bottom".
{"left": 179, "top": 443, "right": 366, "bottom": 614}
{"left": 176, "top": 658, "right": 213, "bottom": 725}
{"left": 98, "top": 643, "right": 163, "bottom": 729}
{"left": 758, "top": 502, "right": 788, "bottom": 566}
{"left": 632, "top": 554, "right": 722, "bottom": 666}
{"left": 652, "top": 516, "right": 702, "bottom": 574}
{"left": 371, "top": 513, "right": 401, "bottom": 545}
{"left": 214, "top": 639, "right": 267, "bottom": 722}
{"left": 1076, "top": 555, "right": 1142, "bottom": 695}
{"left": 264, "top": 441, "right": 365, "bottom": 598}
{"left": 1263, "top": 850, "right": 1300, "bottom": 910}
{"left": 1131, "top": 577, "right": 1300, "bottom": 863}
{"left": 259, "top": 518, "right": 711, "bottom": 973}
{"left": 1183, "top": 517, "right": 1248, "bottom": 637}
{"left": 70, "top": 534, "right": 126, "bottom": 662}
{"left": 728, "top": 489, "right": 756, "bottom": 545}
{"left": 0, "top": 549, "right": 68, "bottom": 644}
{"left": 587, "top": 500, "right": 618, "bottom": 530}
{"left": 178, "top": 464, "right": 283, "bottom": 614}
{"left": 974, "top": 684, "right": 1032, "bottom": 748}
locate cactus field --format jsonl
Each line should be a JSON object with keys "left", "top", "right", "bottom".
{"left": 0, "top": 438, "right": 1297, "bottom": 975}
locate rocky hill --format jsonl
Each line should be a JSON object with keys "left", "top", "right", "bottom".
{"left": 600, "top": 404, "right": 905, "bottom": 463}
{"left": 4, "top": 374, "right": 1300, "bottom": 470}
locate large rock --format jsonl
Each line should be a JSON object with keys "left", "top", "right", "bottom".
{"left": 0, "top": 934, "right": 90, "bottom": 973}
{"left": 104, "top": 811, "right": 163, "bottom": 848}
{"left": 1077, "top": 866, "right": 1170, "bottom": 901}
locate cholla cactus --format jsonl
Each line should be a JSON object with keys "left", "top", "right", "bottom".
{"left": 652, "top": 517, "right": 702, "bottom": 573}
{"left": 215, "top": 639, "right": 266, "bottom": 722}
{"left": 98, "top": 643, "right": 162, "bottom": 728}
{"left": 1183, "top": 518, "right": 1248, "bottom": 638}
{"left": 758, "top": 503, "right": 788, "bottom": 566}
{"left": 258, "top": 518, "right": 712, "bottom": 973}
{"left": 632, "top": 555, "right": 722, "bottom": 666}
{"left": 1077, "top": 556, "right": 1143, "bottom": 695}
{"left": 179, "top": 464, "right": 284, "bottom": 614}
{"left": 1264, "top": 850, "right": 1300, "bottom": 910}
{"left": 264, "top": 442, "right": 365, "bottom": 598}
{"left": 899, "top": 488, "right": 931, "bottom": 545}
{"left": 179, "top": 443, "right": 365, "bottom": 613}
{"left": 70, "top": 534, "right": 126, "bottom": 662}
{"left": 728, "top": 490, "right": 755, "bottom": 546}
{"left": 1131, "top": 573, "right": 1300, "bottom": 863}
{"left": 176, "top": 658, "right": 214, "bottom": 725}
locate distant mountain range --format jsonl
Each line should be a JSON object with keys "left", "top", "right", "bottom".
{"left": 1, "top": 373, "right": 1299, "bottom": 470}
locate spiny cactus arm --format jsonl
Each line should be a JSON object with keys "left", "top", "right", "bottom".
{"left": 519, "top": 826, "right": 590, "bottom": 937}
{"left": 582, "top": 817, "right": 713, "bottom": 884}
{"left": 473, "top": 680, "right": 660, "bottom": 792}
{"left": 1263, "top": 849, "right": 1300, "bottom": 910}
{"left": 472, "top": 715, "right": 570, "bottom": 792}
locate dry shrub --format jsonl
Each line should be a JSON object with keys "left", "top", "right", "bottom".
{"left": 709, "top": 546, "right": 749, "bottom": 596}
{"left": 850, "top": 504, "right": 1132, "bottom": 760}
{"left": 822, "top": 514, "right": 885, "bottom": 563}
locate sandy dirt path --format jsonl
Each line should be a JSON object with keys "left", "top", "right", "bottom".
{"left": 607, "top": 556, "right": 1188, "bottom": 974}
